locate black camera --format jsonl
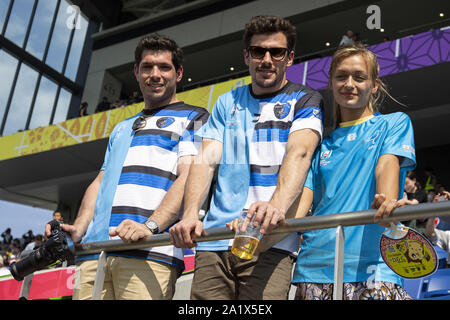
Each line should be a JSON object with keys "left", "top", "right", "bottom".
{"left": 9, "top": 220, "right": 74, "bottom": 281}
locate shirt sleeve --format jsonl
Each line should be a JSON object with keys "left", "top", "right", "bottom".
{"left": 380, "top": 112, "right": 416, "bottom": 170}
{"left": 199, "top": 94, "right": 227, "bottom": 142}
{"left": 290, "top": 89, "right": 324, "bottom": 139}
{"left": 178, "top": 107, "right": 210, "bottom": 158}
{"left": 100, "top": 125, "right": 118, "bottom": 171}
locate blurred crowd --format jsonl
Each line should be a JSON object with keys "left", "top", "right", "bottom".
{"left": 0, "top": 211, "right": 64, "bottom": 274}
{"left": 0, "top": 229, "right": 47, "bottom": 273}
{"left": 401, "top": 167, "right": 450, "bottom": 266}
{"left": 78, "top": 91, "right": 144, "bottom": 118}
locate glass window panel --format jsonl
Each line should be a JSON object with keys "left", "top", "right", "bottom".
{"left": 52, "top": 87, "right": 71, "bottom": 124}
{"left": 28, "top": 76, "right": 58, "bottom": 130}
{"left": 0, "top": 50, "right": 18, "bottom": 131}
{"left": 4, "top": 0, "right": 34, "bottom": 47}
{"left": 45, "top": 0, "right": 72, "bottom": 72}
{"left": 0, "top": 0, "right": 11, "bottom": 32}
{"left": 2, "top": 63, "right": 39, "bottom": 136}
{"left": 65, "top": 13, "right": 88, "bottom": 81}
{"left": 25, "top": 0, "right": 58, "bottom": 60}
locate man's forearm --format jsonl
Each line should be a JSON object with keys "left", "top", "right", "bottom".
{"left": 72, "top": 171, "right": 103, "bottom": 238}
{"left": 182, "top": 139, "right": 222, "bottom": 220}
{"left": 182, "top": 162, "right": 215, "bottom": 220}
{"left": 270, "top": 129, "right": 319, "bottom": 217}
{"left": 271, "top": 150, "right": 312, "bottom": 216}
{"left": 149, "top": 161, "right": 194, "bottom": 231}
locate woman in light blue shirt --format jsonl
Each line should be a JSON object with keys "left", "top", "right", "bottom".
{"left": 290, "top": 44, "right": 416, "bottom": 300}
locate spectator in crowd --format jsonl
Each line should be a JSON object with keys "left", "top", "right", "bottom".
{"left": 288, "top": 44, "right": 415, "bottom": 300}
{"left": 351, "top": 32, "right": 361, "bottom": 45}
{"left": 127, "top": 91, "right": 143, "bottom": 105}
{"left": 170, "top": 15, "right": 323, "bottom": 300}
{"left": 80, "top": 102, "right": 89, "bottom": 117}
{"left": 403, "top": 171, "right": 427, "bottom": 204}
{"left": 0, "top": 254, "right": 9, "bottom": 276}
{"left": 425, "top": 189, "right": 450, "bottom": 265}
{"left": 1, "top": 228, "right": 12, "bottom": 245}
{"left": 19, "top": 234, "right": 44, "bottom": 259}
{"left": 424, "top": 166, "right": 437, "bottom": 196}
{"left": 110, "top": 100, "right": 127, "bottom": 109}
{"left": 401, "top": 171, "right": 430, "bottom": 237}
{"left": 47, "top": 33, "right": 209, "bottom": 300}
{"left": 53, "top": 211, "right": 63, "bottom": 222}
{"left": 339, "top": 30, "right": 355, "bottom": 46}
{"left": 21, "top": 230, "right": 34, "bottom": 247}
{"left": 435, "top": 184, "right": 448, "bottom": 201}
{"left": 95, "top": 96, "right": 111, "bottom": 113}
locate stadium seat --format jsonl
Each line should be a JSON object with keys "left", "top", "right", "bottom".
{"left": 403, "top": 278, "right": 425, "bottom": 300}
{"left": 422, "top": 268, "right": 450, "bottom": 299}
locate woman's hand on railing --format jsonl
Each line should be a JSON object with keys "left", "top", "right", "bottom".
{"left": 371, "top": 193, "right": 406, "bottom": 227}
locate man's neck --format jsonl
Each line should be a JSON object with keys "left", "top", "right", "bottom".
{"left": 143, "top": 96, "right": 180, "bottom": 110}
{"left": 251, "top": 78, "right": 288, "bottom": 97}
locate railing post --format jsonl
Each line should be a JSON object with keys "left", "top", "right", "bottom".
{"left": 333, "top": 225, "right": 345, "bottom": 300}
{"left": 91, "top": 250, "right": 107, "bottom": 300}
{"left": 18, "top": 273, "right": 33, "bottom": 300}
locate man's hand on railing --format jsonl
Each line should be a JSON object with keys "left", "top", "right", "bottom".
{"left": 109, "top": 219, "right": 153, "bottom": 243}
{"left": 245, "top": 201, "right": 286, "bottom": 235}
{"left": 371, "top": 193, "right": 406, "bottom": 227}
{"left": 169, "top": 217, "right": 205, "bottom": 248}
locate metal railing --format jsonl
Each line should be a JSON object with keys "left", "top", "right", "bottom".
{"left": 20, "top": 201, "right": 450, "bottom": 300}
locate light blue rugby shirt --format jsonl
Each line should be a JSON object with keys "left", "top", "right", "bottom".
{"left": 78, "top": 102, "right": 209, "bottom": 268}
{"left": 196, "top": 81, "right": 323, "bottom": 254}
{"left": 293, "top": 112, "right": 416, "bottom": 285}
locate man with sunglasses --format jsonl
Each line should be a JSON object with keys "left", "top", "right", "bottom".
{"left": 48, "top": 34, "right": 209, "bottom": 300}
{"left": 170, "top": 15, "right": 323, "bottom": 299}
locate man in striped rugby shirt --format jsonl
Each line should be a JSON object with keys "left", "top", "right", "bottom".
{"left": 170, "top": 15, "right": 323, "bottom": 300}
{"left": 47, "top": 34, "right": 208, "bottom": 300}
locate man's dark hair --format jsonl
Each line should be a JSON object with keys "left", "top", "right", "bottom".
{"left": 243, "top": 15, "right": 297, "bottom": 51}
{"left": 134, "top": 34, "right": 184, "bottom": 71}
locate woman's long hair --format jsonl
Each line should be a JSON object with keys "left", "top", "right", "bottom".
{"left": 328, "top": 44, "right": 404, "bottom": 128}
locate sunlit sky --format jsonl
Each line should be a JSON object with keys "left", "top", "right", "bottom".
{"left": 0, "top": 200, "right": 54, "bottom": 240}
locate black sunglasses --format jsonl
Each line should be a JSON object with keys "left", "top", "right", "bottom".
{"left": 247, "top": 46, "right": 289, "bottom": 61}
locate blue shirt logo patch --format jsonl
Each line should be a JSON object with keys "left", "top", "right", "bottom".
{"left": 156, "top": 117, "right": 175, "bottom": 128}
{"left": 273, "top": 102, "right": 290, "bottom": 119}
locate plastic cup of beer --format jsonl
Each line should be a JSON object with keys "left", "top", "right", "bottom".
{"left": 231, "top": 210, "right": 263, "bottom": 260}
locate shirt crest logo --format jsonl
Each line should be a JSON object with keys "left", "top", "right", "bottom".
{"left": 320, "top": 150, "right": 333, "bottom": 166}
{"left": 347, "top": 133, "right": 357, "bottom": 141}
{"left": 320, "top": 150, "right": 333, "bottom": 160}
{"left": 312, "top": 108, "right": 321, "bottom": 119}
{"left": 402, "top": 144, "right": 416, "bottom": 155}
{"left": 273, "top": 102, "right": 290, "bottom": 119}
{"left": 156, "top": 117, "right": 175, "bottom": 128}
{"left": 365, "top": 130, "right": 381, "bottom": 149}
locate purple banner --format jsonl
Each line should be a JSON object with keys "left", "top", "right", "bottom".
{"left": 287, "top": 27, "right": 450, "bottom": 89}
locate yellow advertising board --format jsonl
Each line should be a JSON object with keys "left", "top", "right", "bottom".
{"left": 0, "top": 76, "right": 251, "bottom": 162}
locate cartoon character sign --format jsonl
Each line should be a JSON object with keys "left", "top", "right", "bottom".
{"left": 380, "top": 227, "right": 437, "bottom": 279}
{"left": 396, "top": 239, "right": 431, "bottom": 264}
